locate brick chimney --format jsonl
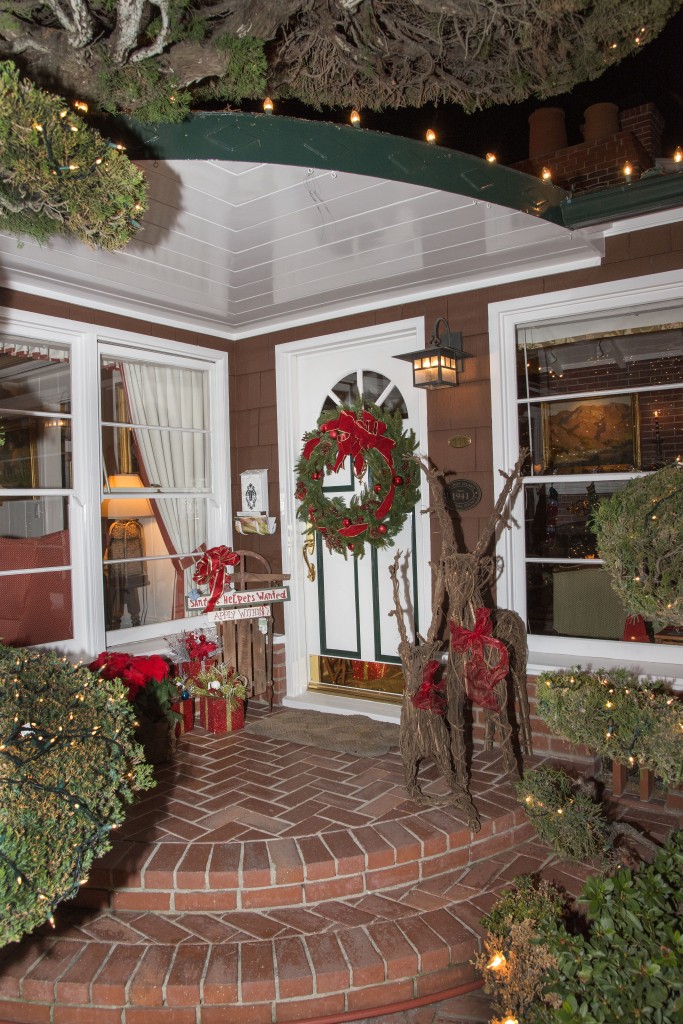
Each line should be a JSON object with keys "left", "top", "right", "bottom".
{"left": 513, "top": 102, "right": 663, "bottom": 193}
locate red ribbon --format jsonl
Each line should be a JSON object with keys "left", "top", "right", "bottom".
{"left": 410, "top": 659, "right": 448, "bottom": 715}
{"left": 193, "top": 545, "right": 240, "bottom": 612}
{"left": 303, "top": 409, "right": 398, "bottom": 528}
{"left": 449, "top": 608, "right": 509, "bottom": 711}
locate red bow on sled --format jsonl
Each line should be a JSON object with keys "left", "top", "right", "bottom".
{"left": 193, "top": 545, "right": 240, "bottom": 611}
{"left": 449, "top": 608, "right": 508, "bottom": 711}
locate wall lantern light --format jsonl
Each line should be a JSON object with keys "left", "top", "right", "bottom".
{"left": 394, "top": 318, "right": 472, "bottom": 390}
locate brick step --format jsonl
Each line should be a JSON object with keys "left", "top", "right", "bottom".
{"left": 0, "top": 831, "right": 583, "bottom": 1024}
{"left": 76, "top": 809, "right": 530, "bottom": 914}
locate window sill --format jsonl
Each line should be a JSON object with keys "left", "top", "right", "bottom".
{"left": 528, "top": 635, "right": 683, "bottom": 690}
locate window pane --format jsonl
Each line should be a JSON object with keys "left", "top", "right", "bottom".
{"left": 0, "top": 498, "right": 70, "bottom": 570}
{"left": 524, "top": 480, "right": 626, "bottom": 559}
{"left": 101, "top": 425, "right": 210, "bottom": 491}
{"left": 100, "top": 358, "right": 209, "bottom": 426}
{"left": 521, "top": 388, "right": 683, "bottom": 476}
{"left": 0, "top": 341, "right": 70, "bottom": 414}
{"left": 102, "top": 497, "right": 208, "bottom": 631}
{"left": 329, "top": 372, "right": 359, "bottom": 407}
{"left": 0, "top": 569, "right": 72, "bottom": 645}
{"left": 0, "top": 414, "right": 71, "bottom": 489}
{"left": 526, "top": 562, "right": 681, "bottom": 646}
{"left": 518, "top": 325, "right": 683, "bottom": 400}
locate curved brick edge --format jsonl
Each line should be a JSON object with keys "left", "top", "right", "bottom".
{"left": 0, "top": 905, "right": 484, "bottom": 1024}
{"left": 78, "top": 806, "right": 528, "bottom": 914}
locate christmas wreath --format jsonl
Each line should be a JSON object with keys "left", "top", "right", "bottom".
{"left": 295, "top": 400, "right": 420, "bottom": 557}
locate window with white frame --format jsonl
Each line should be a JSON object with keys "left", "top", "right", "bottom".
{"left": 490, "top": 271, "right": 683, "bottom": 677}
{"left": 0, "top": 313, "right": 229, "bottom": 658}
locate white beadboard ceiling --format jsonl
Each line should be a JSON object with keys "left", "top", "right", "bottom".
{"left": 0, "top": 157, "right": 604, "bottom": 340}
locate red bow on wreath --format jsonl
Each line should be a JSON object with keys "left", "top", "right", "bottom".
{"left": 193, "top": 545, "right": 240, "bottom": 612}
{"left": 410, "top": 659, "right": 448, "bottom": 715}
{"left": 449, "top": 608, "right": 509, "bottom": 711}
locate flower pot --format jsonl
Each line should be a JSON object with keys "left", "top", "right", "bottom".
{"left": 199, "top": 696, "right": 245, "bottom": 734}
{"left": 171, "top": 697, "right": 196, "bottom": 737}
{"left": 136, "top": 717, "right": 177, "bottom": 764}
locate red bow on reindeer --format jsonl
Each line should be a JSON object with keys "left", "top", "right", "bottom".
{"left": 193, "top": 545, "right": 240, "bottom": 612}
{"left": 449, "top": 608, "right": 509, "bottom": 711}
{"left": 410, "top": 659, "right": 448, "bottom": 715}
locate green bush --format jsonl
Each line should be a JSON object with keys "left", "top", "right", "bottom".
{"left": 0, "top": 60, "right": 148, "bottom": 249}
{"left": 477, "top": 832, "right": 683, "bottom": 1023}
{"left": 542, "top": 830, "right": 683, "bottom": 1023}
{"left": 517, "top": 766, "right": 612, "bottom": 862}
{"left": 591, "top": 464, "right": 683, "bottom": 629}
{"left": 0, "top": 644, "right": 154, "bottom": 946}
{"left": 536, "top": 668, "right": 683, "bottom": 787}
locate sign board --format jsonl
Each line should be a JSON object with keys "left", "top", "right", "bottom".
{"left": 208, "top": 605, "right": 270, "bottom": 623}
{"left": 186, "top": 586, "right": 289, "bottom": 613}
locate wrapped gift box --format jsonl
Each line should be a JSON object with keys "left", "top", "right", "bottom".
{"left": 171, "top": 697, "right": 195, "bottom": 737}
{"left": 199, "top": 696, "right": 245, "bottom": 733}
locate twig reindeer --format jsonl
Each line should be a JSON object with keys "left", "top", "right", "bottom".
{"left": 432, "top": 452, "right": 532, "bottom": 778}
{"left": 389, "top": 452, "right": 532, "bottom": 820}
{"left": 389, "top": 551, "right": 480, "bottom": 829}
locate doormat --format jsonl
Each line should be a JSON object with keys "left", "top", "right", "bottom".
{"left": 244, "top": 709, "right": 400, "bottom": 757}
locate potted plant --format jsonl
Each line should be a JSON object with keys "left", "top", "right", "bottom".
{"left": 191, "top": 663, "right": 248, "bottom": 733}
{"left": 89, "top": 652, "right": 180, "bottom": 763}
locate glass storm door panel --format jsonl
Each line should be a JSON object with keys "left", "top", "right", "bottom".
{"left": 294, "top": 340, "right": 425, "bottom": 696}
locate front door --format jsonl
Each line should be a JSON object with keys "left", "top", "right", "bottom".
{"left": 277, "top": 318, "right": 429, "bottom": 705}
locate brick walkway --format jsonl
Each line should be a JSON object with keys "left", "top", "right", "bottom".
{"left": 0, "top": 702, "right": 678, "bottom": 1024}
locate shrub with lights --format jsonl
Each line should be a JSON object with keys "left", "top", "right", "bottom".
{"left": 517, "top": 766, "right": 612, "bottom": 863}
{"left": 477, "top": 831, "right": 683, "bottom": 1024}
{"left": 536, "top": 668, "right": 683, "bottom": 788}
{"left": 0, "top": 60, "right": 147, "bottom": 249}
{"left": 0, "top": 644, "right": 154, "bottom": 946}
{"left": 591, "top": 463, "right": 683, "bottom": 629}
{"left": 473, "top": 875, "right": 565, "bottom": 1024}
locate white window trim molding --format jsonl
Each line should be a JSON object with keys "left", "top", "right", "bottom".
{"left": 488, "top": 268, "right": 683, "bottom": 687}
{"left": 275, "top": 316, "right": 429, "bottom": 720}
{"left": 0, "top": 306, "right": 231, "bottom": 661}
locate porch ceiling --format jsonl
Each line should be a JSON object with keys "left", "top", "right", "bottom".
{"left": 0, "top": 113, "right": 605, "bottom": 340}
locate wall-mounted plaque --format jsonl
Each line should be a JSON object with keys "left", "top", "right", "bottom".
{"left": 448, "top": 435, "right": 472, "bottom": 448}
{"left": 444, "top": 478, "right": 482, "bottom": 511}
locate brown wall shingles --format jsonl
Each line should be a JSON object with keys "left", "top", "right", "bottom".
{"left": 3, "top": 225, "right": 683, "bottom": 625}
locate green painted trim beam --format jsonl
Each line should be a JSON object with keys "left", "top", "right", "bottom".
{"left": 117, "top": 111, "right": 567, "bottom": 225}
{"left": 561, "top": 170, "right": 683, "bottom": 228}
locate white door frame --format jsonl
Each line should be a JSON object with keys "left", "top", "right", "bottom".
{"left": 276, "top": 317, "right": 429, "bottom": 719}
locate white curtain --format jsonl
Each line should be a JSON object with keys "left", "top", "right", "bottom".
{"left": 122, "top": 361, "right": 210, "bottom": 611}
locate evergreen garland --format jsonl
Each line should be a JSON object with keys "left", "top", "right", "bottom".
{"left": 295, "top": 399, "right": 420, "bottom": 558}
{"left": 517, "top": 766, "right": 612, "bottom": 863}
{"left": 536, "top": 667, "right": 683, "bottom": 787}
{"left": 0, "top": 644, "right": 154, "bottom": 946}
{"left": 591, "top": 463, "right": 683, "bottom": 629}
{"left": 0, "top": 61, "right": 147, "bottom": 249}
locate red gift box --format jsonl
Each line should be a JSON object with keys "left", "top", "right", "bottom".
{"left": 171, "top": 697, "right": 196, "bottom": 737}
{"left": 199, "top": 696, "right": 245, "bottom": 734}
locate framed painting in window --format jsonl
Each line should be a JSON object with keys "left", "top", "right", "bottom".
{"left": 542, "top": 394, "right": 640, "bottom": 473}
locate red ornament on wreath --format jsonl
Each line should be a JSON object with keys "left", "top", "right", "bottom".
{"left": 295, "top": 400, "right": 420, "bottom": 558}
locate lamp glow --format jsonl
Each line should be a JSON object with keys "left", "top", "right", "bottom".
{"left": 541, "top": 166, "right": 552, "bottom": 181}
{"left": 425, "top": 128, "right": 436, "bottom": 143}
{"left": 674, "top": 146, "right": 682, "bottom": 163}
{"left": 485, "top": 152, "right": 497, "bottom": 163}
{"left": 263, "top": 97, "right": 274, "bottom": 114}
{"left": 350, "top": 109, "right": 361, "bottom": 127}
{"left": 487, "top": 952, "right": 506, "bottom": 971}
{"left": 623, "top": 161, "right": 633, "bottom": 178}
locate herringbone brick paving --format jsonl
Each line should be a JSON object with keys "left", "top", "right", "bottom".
{"left": 0, "top": 701, "right": 678, "bottom": 1024}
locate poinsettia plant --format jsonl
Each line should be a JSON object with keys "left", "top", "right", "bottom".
{"left": 89, "top": 652, "right": 180, "bottom": 725}
{"left": 190, "top": 663, "right": 248, "bottom": 710}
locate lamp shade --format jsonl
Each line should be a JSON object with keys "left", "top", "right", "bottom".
{"left": 101, "top": 473, "right": 154, "bottom": 519}
{"left": 394, "top": 319, "right": 472, "bottom": 390}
